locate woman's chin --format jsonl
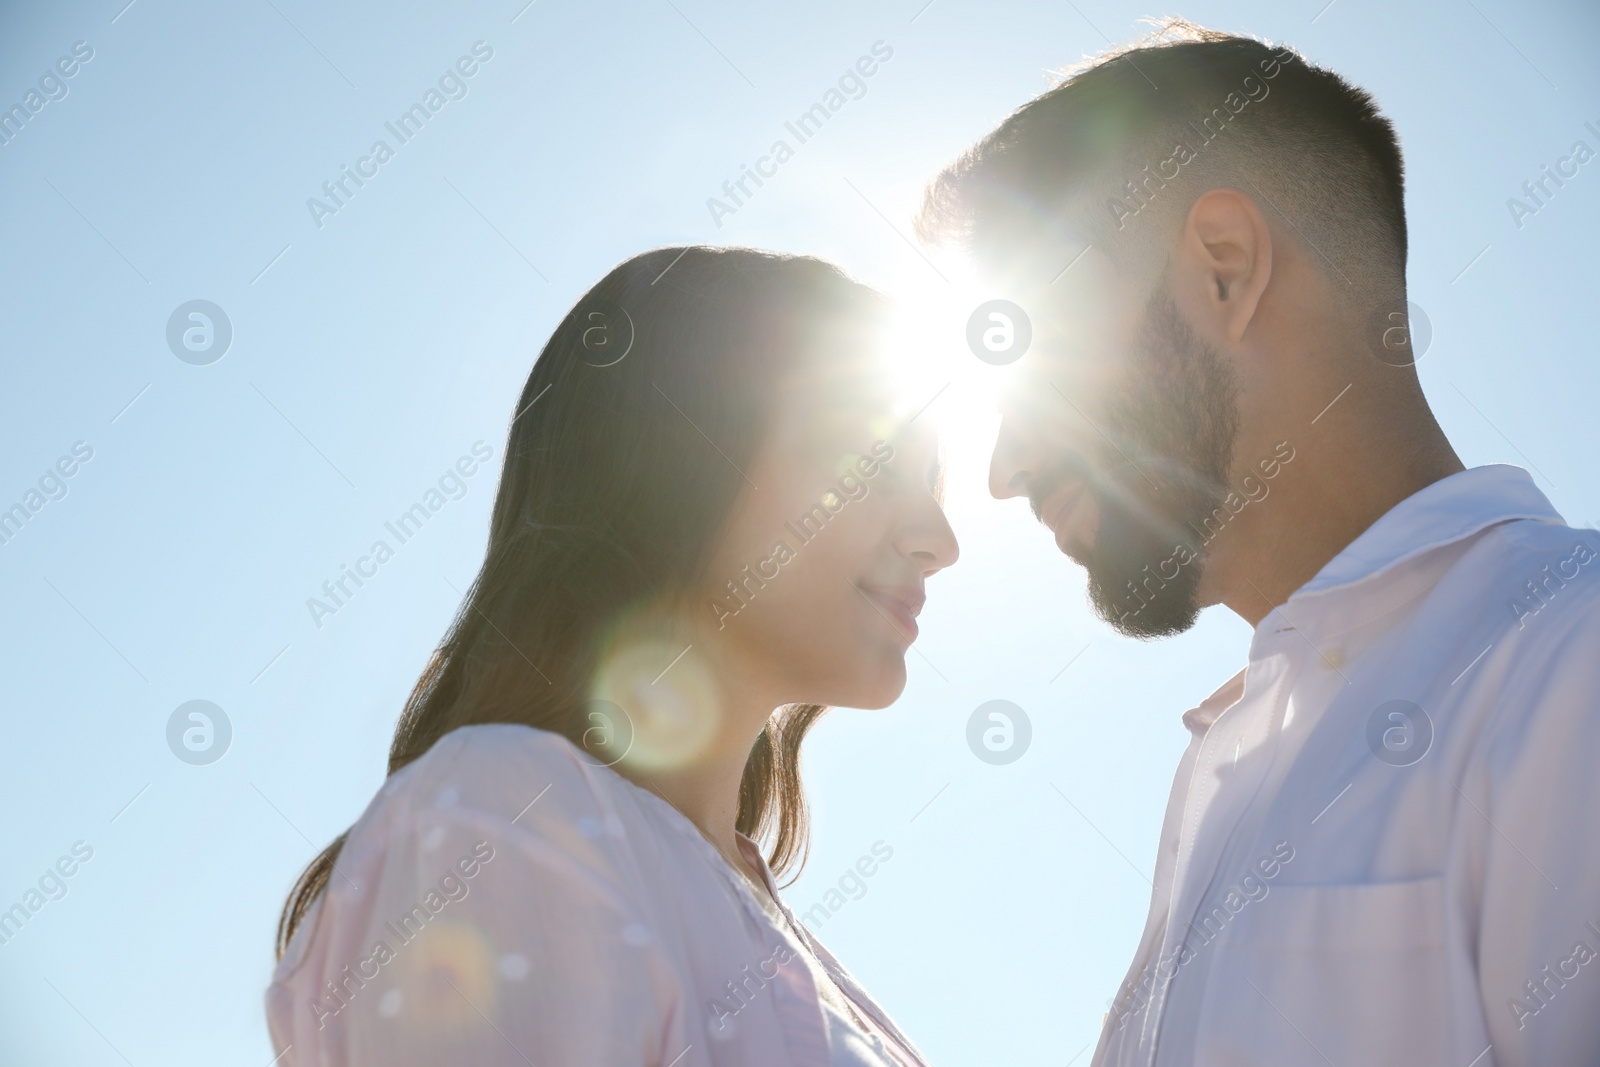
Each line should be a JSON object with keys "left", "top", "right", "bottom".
{"left": 839, "top": 659, "right": 909, "bottom": 710}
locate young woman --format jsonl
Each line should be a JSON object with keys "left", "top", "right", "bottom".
{"left": 267, "top": 246, "right": 958, "bottom": 1066}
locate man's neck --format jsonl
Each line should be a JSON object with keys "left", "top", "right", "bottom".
{"left": 1211, "top": 381, "right": 1465, "bottom": 627}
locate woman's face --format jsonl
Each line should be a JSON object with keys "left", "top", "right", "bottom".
{"left": 699, "top": 324, "right": 959, "bottom": 712}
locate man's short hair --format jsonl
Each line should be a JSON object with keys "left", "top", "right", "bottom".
{"left": 917, "top": 19, "right": 1408, "bottom": 303}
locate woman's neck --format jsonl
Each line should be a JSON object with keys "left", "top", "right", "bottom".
{"left": 604, "top": 627, "right": 781, "bottom": 898}
{"left": 631, "top": 743, "right": 774, "bottom": 896}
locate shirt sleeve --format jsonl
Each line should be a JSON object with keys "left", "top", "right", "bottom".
{"left": 1472, "top": 597, "right": 1600, "bottom": 1066}
{"left": 272, "top": 798, "right": 685, "bottom": 1066}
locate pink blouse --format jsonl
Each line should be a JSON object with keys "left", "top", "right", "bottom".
{"left": 266, "top": 723, "right": 931, "bottom": 1066}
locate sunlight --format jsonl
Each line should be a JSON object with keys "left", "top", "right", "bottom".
{"left": 879, "top": 264, "right": 1010, "bottom": 505}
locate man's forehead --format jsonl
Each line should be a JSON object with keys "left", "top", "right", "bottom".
{"left": 969, "top": 243, "right": 1124, "bottom": 336}
{"left": 973, "top": 232, "right": 1091, "bottom": 290}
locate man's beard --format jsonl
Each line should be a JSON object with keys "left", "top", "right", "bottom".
{"left": 1039, "top": 283, "right": 1241, "bottom": 638}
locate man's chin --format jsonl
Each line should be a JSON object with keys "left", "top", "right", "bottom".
{"left": 1056, "top": 539, "right": 1092, "bottom": 567}
{"left": 1042, "top": 467, "right": 1219, "bottom": 637}
{"left": 1084, "top": 557, "right": 1206, "bottom": 639}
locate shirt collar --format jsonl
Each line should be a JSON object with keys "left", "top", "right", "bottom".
{"left": 1182, "top": 667, "right": 1248, "bottom": 736}
{"left": 1292, "top": 464, "right": 1563, "bottom": 599}
{"left": 1187, "top": 466, "right": 1564, "bottom": 734}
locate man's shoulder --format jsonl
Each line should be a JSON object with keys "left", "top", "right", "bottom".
{"left": 1450, "top": 520, "right": 1600, "bottom": 759}
{"left": 1481, "top": 518, "right": 1600, "bottom": 636}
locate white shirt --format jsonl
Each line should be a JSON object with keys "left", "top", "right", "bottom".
{"left": 1094, "top": 464, "right": 1600, "bottom": 1067}
{"left": 266, "top": 723, "right": 928, "bottom": 1067}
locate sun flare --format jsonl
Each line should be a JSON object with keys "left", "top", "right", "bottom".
{"left": 879, "top": 268, "right": 1008, "bottom": 496}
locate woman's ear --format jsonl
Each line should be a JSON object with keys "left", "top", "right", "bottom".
{"left": 1176, "top": 187, "right": 1274, "bottom": 344}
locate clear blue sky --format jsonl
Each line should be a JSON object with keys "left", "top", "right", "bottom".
{"left": 1, "top": 0, "right": 1596, "bottom": 1063}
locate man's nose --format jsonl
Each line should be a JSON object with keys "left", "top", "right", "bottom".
{"left": 989, "top": 416, "right": 1033, "bottom": 500}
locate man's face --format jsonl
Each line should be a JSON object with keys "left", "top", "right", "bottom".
{"left": 988, "top": 245, "right": 1241, "bottom": 637}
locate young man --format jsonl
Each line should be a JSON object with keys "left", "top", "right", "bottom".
{"left": 920, "top": 20, "right": 1600, "bottom": 1067}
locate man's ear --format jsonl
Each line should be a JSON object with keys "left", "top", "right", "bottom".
{"left": 1177, "top": 188, "right": 1273, "bottom": 344}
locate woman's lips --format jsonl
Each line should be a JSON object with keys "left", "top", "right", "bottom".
{"left": 858, "top": 584, "right": 922, "bottom": 641}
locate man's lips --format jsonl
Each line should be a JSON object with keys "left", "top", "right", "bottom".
{"left": 857, "top": 583, "right": 923, "bottom": 640}
{"left": 1042, "top": 484, "right": 1096, "bottom": 559}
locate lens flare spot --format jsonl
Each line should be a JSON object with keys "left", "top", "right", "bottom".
{"left": 498, "top": 952, "right": 530, "bottom": 981}
{"left": 386, "top": 919, "right": 497, "bottom": 1031}
{"left": 592, "top": 639, "right": 721, "bottom": 772}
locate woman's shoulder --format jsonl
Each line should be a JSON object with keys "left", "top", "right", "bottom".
{"left": 274, "top": 724, "right": 667, "bottom": 979}
{"left": 267, "top": 725, "right": 694, "bottom": 1056}
{"left": 378, "top": 722, "right": 617, "bottom": 818}
{"left": 351, "top": 723, "right": 669, "bottom": 870}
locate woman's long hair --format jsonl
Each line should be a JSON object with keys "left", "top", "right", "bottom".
{"left": 276, "top": 247, "right": 885, "bottom": 958}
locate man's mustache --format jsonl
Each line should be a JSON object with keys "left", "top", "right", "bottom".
{"left": 1027, "top": 448, "right": 1227, "bottom": 547}
{"left": 1025, "top": 450, "right": 1161, "bottom": 524}
{"left": 1026, "top": 453, "right": 1095, "bottom": 525}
